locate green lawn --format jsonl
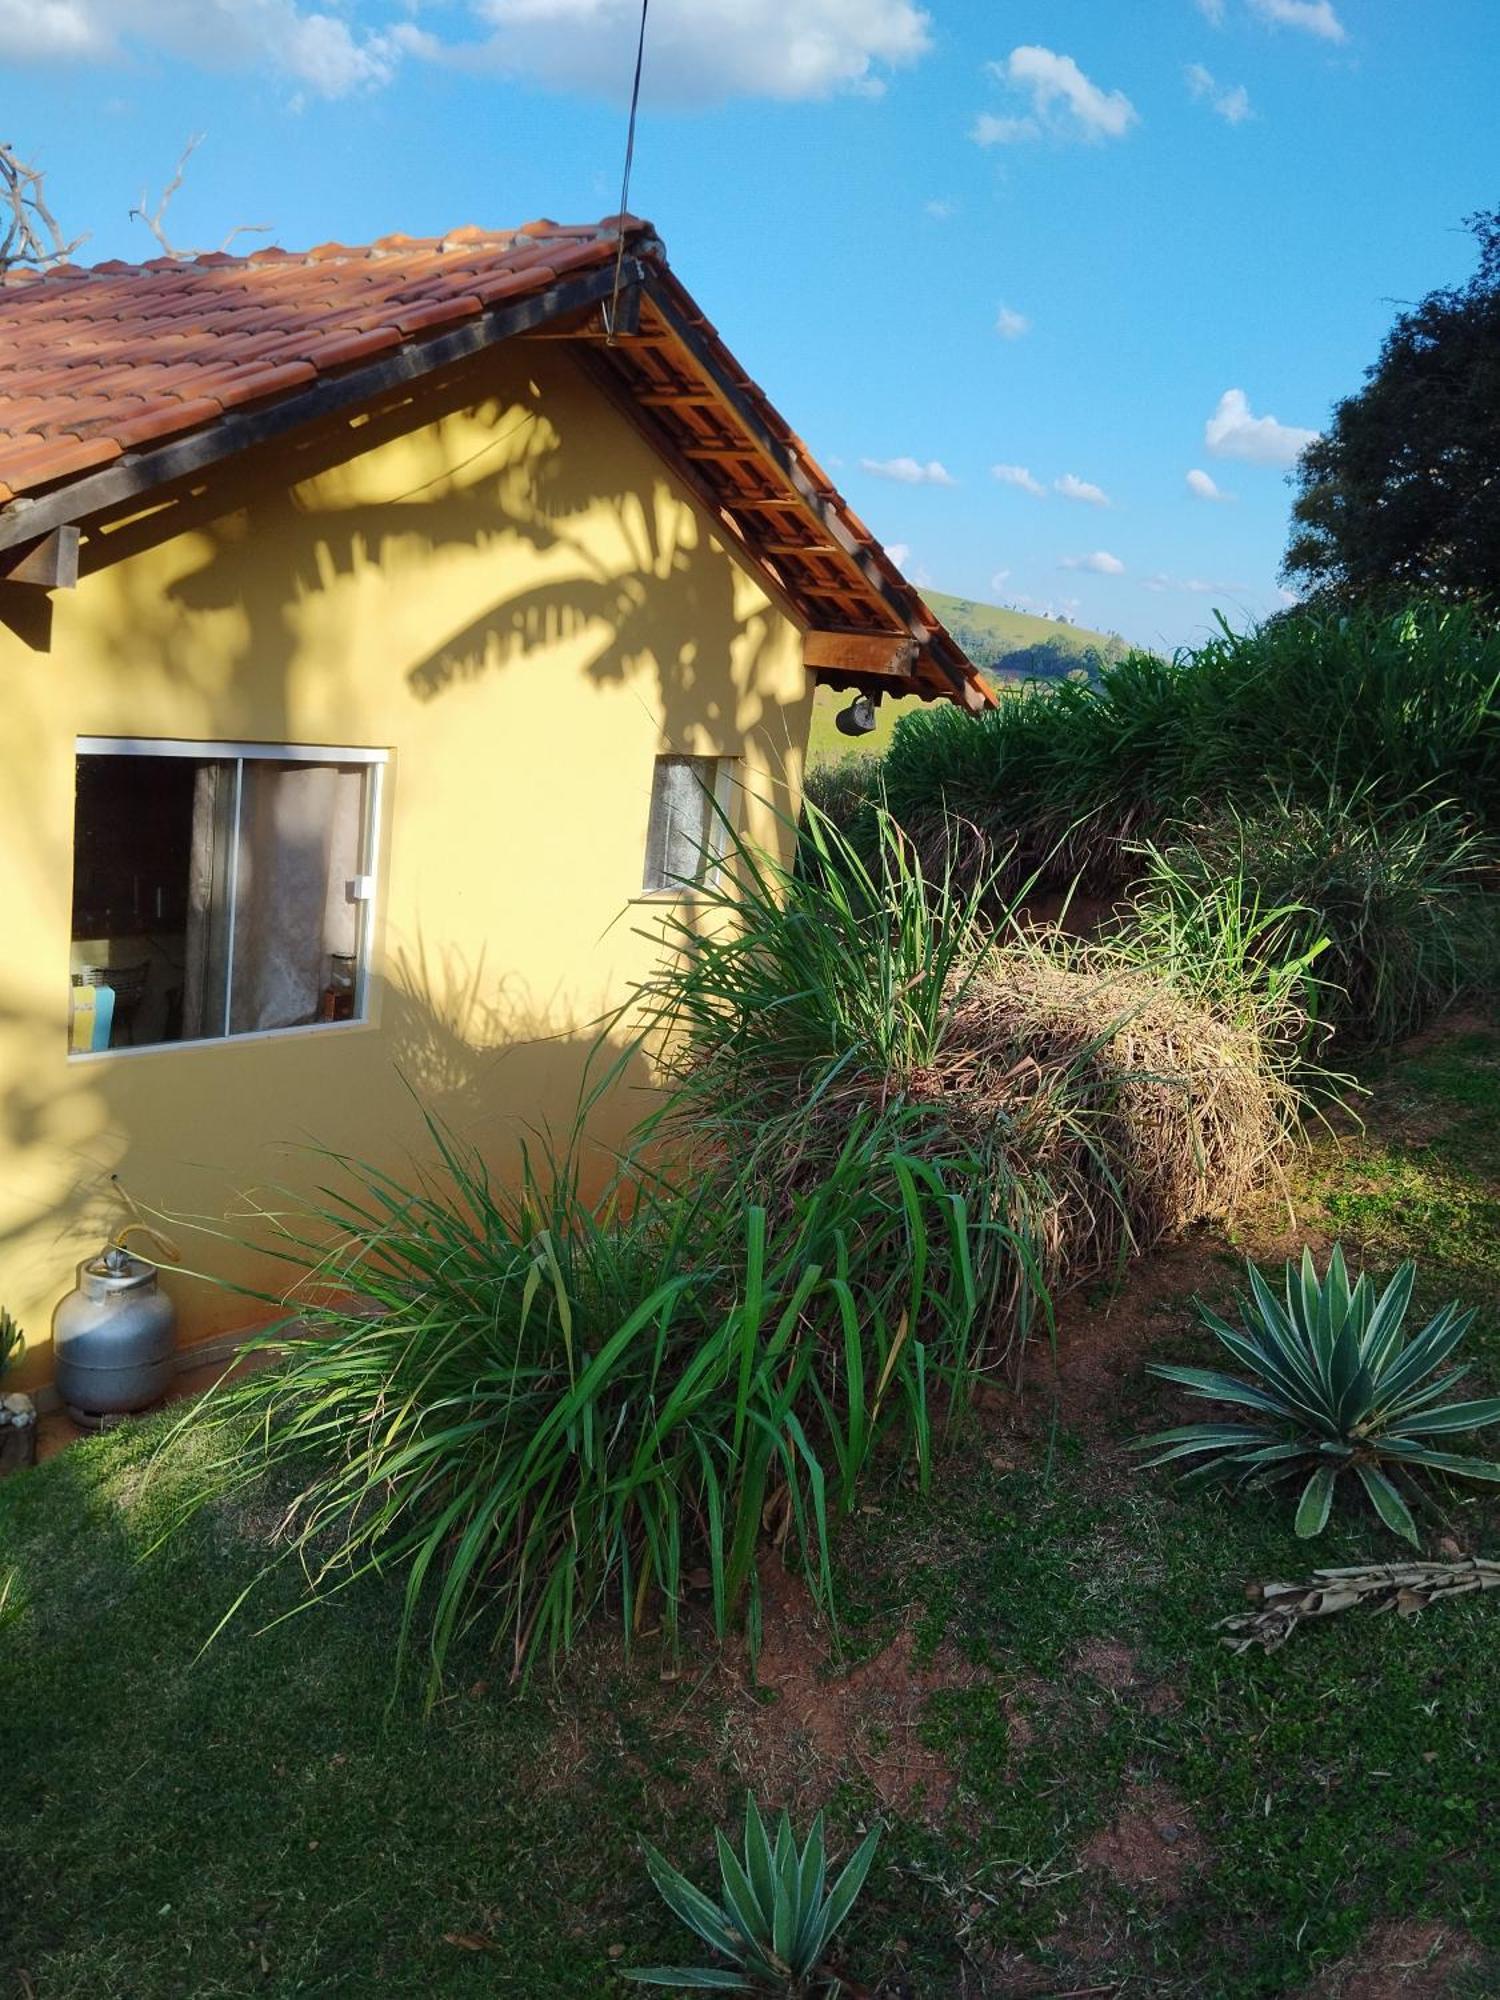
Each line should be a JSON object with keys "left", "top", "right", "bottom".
{"left": 4, "top": 1022, "right": 1500, "bottom": 1996}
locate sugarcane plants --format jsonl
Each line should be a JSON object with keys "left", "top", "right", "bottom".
{"left": 1137, "top": 1246, "right": 1500, "bottom": 1544}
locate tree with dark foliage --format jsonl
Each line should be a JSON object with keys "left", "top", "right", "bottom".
{"left": 1284, "top": 208, "right": 1500, "bottom": 607}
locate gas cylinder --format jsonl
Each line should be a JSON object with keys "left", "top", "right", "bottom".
{"left": 53, "top": 1247, "right": 177, "bottom": 1426}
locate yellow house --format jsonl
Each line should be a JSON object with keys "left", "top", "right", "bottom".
{"left": 0, "top": 215, "right": 987, "bottom": 1392}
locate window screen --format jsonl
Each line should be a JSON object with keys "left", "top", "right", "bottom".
{"left": 642, "top": 755, "right": 731, "bottom": 896}
{"left": 69, "top": 741, "right": 382, "bottom": 1053}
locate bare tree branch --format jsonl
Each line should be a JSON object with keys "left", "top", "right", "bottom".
{"left": 0, "top": 141, "right": 87, "bottom": 274}
{"left": 128, "top": 135, "right": 272, "bottom": 259}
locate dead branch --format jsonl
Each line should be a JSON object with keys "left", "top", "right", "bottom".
{"left": 128, "top": 135, "right": 272, "bottom": 260}
{"left": 1218, "top": 1557, "right": 1500, "bottom": 1654}
{"left": 0, "top": 140, "right": 87, "bottom": 273}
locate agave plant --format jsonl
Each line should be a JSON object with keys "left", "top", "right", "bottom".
{"left": 1137, "top": 1246, "right": 1500, "bottom": 1545}
{"left": 626, "top": 1797, "right": 880, "bottom": 1994}
{"left": 0, "top": 1307, "right": 21, "bottom": 1377}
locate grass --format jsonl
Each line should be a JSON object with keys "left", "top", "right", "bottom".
{"left": 7, "top": 1015, "right": 1499, "bottom": 1996}
{"left": 1124, "top": 785, "right": 1498, "bottom": 1054}
{"left": 639, "top": 799, "right": 1304, "bottom": 1372}
{"left": 871, "top": 601, "right": 1500, "bottom": 894}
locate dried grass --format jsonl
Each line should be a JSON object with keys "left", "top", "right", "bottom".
{"left": 749, "top": 938, "right": 1302, "bottom": 1368}
{"left": 955, "top": 942, "right": 1299, "bottom": 1269}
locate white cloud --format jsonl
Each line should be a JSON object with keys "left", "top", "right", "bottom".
{"left": 860, "top": 455, "right": 957, "bottom": 486}
{"left": 995, "top": 304, "right": 1030, "bottom": 339}
{"left": 1249, "top": 0, "right": 1346, "bottom": 41}
{"left": 0, "top": 0, "right": 933, "bottom": 102}
{"left": 1145, "top": 571, "right": 1248, "bottom": 594}
{"left": 0, "top": 0, "right": 101, "bottom": 56}
{"left": 1060, "top": 550, "right": 1125, "bottom": 575}
{"left": 1055, "top": 472, "right": 1110, "bottom": 507}
{"left": 0, "top": 0, "right": 420, "bottom": 93}
{"left": 992, "top": 463, "right": 1047, "bottom": 497}
{"left": 974, "top": 45, "right": 1138, "bottom": 147}
{"left": 471, "top": 0, "right": 933, "bottom": 102}
{"left": 1185, "top": 466, "right": 1233, "bottom": 501}
{"left": 990, "top": 568, "right": 1012, "bottom": 592}
{"left": 924, "top": 198, "right": 956, "bottom": 221}
{"left": 1014, "top": 591, "right": 1081, "bottom": 619}
{"left": 1205, "top": 387, "right": 1319, "bottom": 467}
{"left": 1194, "top": 0, "right": 1227, "bottom": 22}
{"left": 1185, "top": 61, "right": 1251, "bottom": 123}
{"left": 886, "top": 543, "right": 911, "bottom": 567}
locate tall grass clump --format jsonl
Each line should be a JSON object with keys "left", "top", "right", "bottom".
{"left": 1126, "top": 787, "right": 1498, "bottom": 1052}
{"left": 182, "top": 1104, "right": 988, "bottom": 1696}
{"left": 801, "top": 755, "right": 881, "bottom": 843}
{"left": 878, "top": 603, "right": 1500, "bottom": 895}
{"left": 639, "top": 800, "right": 1306, "bottom": 1357}
{"left": 181, "top": 802, "right": 1315, "bottom": 1692}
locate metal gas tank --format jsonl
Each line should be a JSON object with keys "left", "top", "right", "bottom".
{"left": 53, "top": 1247, "right": 177, "bottom": 1425}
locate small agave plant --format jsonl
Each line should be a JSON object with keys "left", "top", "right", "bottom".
{"left": 625, "top": 1796, "right": 880, "bottom": 1994}
{"left": 1137, "top": 1245, "right": 1500, "bottom": 1545}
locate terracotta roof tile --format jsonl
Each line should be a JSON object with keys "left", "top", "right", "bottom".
{"left": 0, "top": 213, "right": 991, "bottom": 713}
{"left": 0, "top": 217, "right": 638, "bottom": 498}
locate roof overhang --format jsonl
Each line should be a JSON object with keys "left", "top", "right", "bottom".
{"left": 0, "top": 240, "right": 992, "bottom": 711}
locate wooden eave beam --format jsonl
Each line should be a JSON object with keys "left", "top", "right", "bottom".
{"left": 638, "top": 275, "right": 974, "bottom": 705}
{"left": 804, "top": 630, "right": 918, "bottom": 678}
{"left": 0, "top": 523, "right": 79, "bottom": 589}
{"left": 569, "top": 347, "right": 808, "bottom": 632}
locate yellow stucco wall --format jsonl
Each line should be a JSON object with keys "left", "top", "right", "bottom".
{"left": 0, "top": 344, "right": 812, "bottom": 1388}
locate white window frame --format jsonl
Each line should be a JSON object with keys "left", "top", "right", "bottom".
{"left": 71, "top": 736, "right": 387, "bottom": 1058}
{"left": 639, "top": 753, "right": 737, "bottom": 899}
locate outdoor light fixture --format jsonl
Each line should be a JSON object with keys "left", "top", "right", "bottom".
{"left": 834, "top": 694, "right": 879, "bottom": 737}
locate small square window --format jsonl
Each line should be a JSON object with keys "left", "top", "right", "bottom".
{"left": 641, "top": 755, "right": 733, "bottom": 896}
{"left": 69, "top": 739, "right": 383, "bottom": 1054}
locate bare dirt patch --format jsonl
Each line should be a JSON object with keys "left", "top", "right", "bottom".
{"left": 721, "top": 1560, "right": 1004, "bottom": 1818}
{"left": 1011, "top": 1230, "right": 1229, "bottom": 1439}
{"left": 1079, "top": 1780, "right": 1203, "bottom": 1902}
{"left": 1072, "top": 1637, "right": 1181, "bottom": 1716}
{"left": 1305, "top": 1921, "right": 1481, "bottom": 1998}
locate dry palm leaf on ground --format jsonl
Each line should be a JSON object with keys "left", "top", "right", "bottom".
{"left": 1219, "top": 1557, "right": 1500, "bottom": 1652}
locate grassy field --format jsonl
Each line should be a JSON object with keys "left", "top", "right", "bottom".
{"left": 807, "top": 589, "right": 1120, "bottom": 767}
{"left": 4, "top": 1016, "right": 1498, "bottom": 1996}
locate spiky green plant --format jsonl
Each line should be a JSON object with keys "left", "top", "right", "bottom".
{"left": 0, "top": 1308, "right": 22, "bottom": 1376}
{"left": 1137, "top": 1246, "right": 1500, "bottom": 1544}
{"left": 626, "top": 1797, "right": 880, "bottom": 1994}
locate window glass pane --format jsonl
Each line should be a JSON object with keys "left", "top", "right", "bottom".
{"left": 643, "top": 755, "right": 722, "bottom": 894}
{"left": 69, "top": 748, "right": 374, "bottom": 1052}
{"left": 71, "top": 752, "right": 230, "bottom": 1048}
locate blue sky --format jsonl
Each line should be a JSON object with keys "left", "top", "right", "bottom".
{"left": 6, "top": 0, "right": 1497, "bottom": 648}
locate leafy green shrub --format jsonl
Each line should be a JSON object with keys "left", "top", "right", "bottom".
{"left": 185, "top": 1102, "right": 988, "bottom": 1695}
{"left": 878, "top": 602, "right": 1500, "bottom": 895}
{"left": 627, "top": 1796, "right": 879, "bottom": 1994}
{"left": 800, "top": 757, "right": 880, "bottom": 843}
{"left": 185, "top": 802, "right": 1313, "bottom": 1691}
{"left": 640, "top": 800, "right": 1307, "bottom": 1369}
{"left": 1138, "top": 1245, "right": 1500, "bottom": 1544}
{"left": 1125, "top": 787, "right": 1497, "bottom": 1051}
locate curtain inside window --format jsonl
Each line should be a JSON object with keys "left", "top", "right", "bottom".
{"left": 228, "top": 762, "right": 364, "bottom": 1034}
{"left": 644, "top": 757, "right": 718, "bottom": 893}
{"left": 180, "top": 760, "right": 235, "bottom": 1041}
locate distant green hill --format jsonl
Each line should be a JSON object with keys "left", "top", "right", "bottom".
{"left": 807, "top": 590, "right": 1124, "bottom": 765}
